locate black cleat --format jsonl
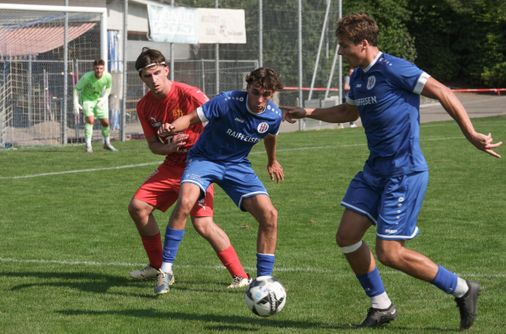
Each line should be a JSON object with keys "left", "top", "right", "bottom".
{"left": 357, "top": 304, "right": 397, "bottom": 328}
{"left": 455, "top": 280, "right": 480, "bottom": 330}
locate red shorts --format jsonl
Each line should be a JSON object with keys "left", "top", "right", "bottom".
{"left": 132, "top": 163, "right": 214, "bottom": 217}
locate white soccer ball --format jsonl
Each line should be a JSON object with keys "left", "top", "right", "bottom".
{"left": 244, "top": 276, "right": 286, "bottom": 317}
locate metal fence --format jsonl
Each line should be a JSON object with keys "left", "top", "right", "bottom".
{"left": 0, "top": 0, "right": 344, "bottom": 148}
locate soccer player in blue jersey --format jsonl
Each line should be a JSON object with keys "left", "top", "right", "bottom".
{"left": 283, "top": 12, "right": 502, "bottom": 330}
{"left": 153, "top": 67, "right": 285, "bottom": 294}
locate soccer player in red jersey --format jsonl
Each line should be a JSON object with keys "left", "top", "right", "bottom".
{"left": 128, "top": 48, "right": 250, "bottom": 292}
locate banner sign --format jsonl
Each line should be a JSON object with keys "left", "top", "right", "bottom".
{"left": 147, "top": 4, "right": 246, "bottom": 44}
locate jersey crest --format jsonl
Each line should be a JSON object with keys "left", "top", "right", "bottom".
{"left": 257, "top": 122, "right": 269, "bottom": 134}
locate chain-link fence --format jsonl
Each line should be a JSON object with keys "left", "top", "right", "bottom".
{"left": 1, "top": 1, "right": 345, "bottom": 148}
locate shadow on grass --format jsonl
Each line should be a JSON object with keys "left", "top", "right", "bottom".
{"left": 58, "top": 308, "right": 354, "bottom": 331}
{"left": 56, "top": 308, "right": 460, "bottom": 332}
{"left": 1, "top": 270, "right": 158, "bottom": 298}
{"left": 1, "top": 270, "right": 461, "bottom": 332}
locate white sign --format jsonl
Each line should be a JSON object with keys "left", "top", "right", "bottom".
{"left": 147, "top": 5, "right": 199, "bottom": 44}
{"left": 147, "top": 5, "right": 246, "bottom": 44}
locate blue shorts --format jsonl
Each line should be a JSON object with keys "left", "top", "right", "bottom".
{"left": 181, "top": 158, "right": 268, "bottom": 211}
{"left": 341, "top": 170, "right": 428, "bottom": 240}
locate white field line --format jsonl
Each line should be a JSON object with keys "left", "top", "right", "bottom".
{"left": 0, "top": 257, "right": 504, "bottom": 278}
{"left": 0, "top": 136, "right": 464, "bottom": 180}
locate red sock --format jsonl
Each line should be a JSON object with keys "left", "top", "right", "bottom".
{"left": 141, "top": 233, "right": 162, "bottom": 269}
{"left": 217, "top": 246, "right": 248, "bottom": 278}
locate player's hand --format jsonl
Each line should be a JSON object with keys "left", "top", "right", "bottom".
{"left": 469, "top": 132, "right": 502, "bottom": 158}
{"left": 280, "top": 106, "right": 306, "bottom": 123}
{"left": 97, "top": 97, "right": 106, "bottom": 109}
{"left": 267, "top": 160, "right": 284, "bottom": 183}
{"left": 157, "top": 122, "right": 176, "bottom": 138}
{"left": 73, "top": 103, "right": 82, "bottom": 116}
{"left": 168, "top": 133, "right": 189, "bottom": 153}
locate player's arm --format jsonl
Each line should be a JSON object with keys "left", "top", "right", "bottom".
{"left": 72, "top": 87, "right": 82, "bottom": 115}
{"left": 422, "top": 77, "right": 502, "bottom": 158}
{"left": 145, "top": 133, "right": 189, "bottom": 155}
{"left": 282, "top": 103, "right": 359, "bottom": 124}
{"left": 158, "top": 109, "right": 202, "bottom": 137}
{"left": 263, "top": 134, "right": 284, "bottom": 183}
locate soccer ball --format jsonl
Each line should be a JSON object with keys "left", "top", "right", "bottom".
{"left": 244, "top": 276, "right": 286, "bottom": 317}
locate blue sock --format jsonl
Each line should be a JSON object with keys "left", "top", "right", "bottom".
{"left": 431, "top": 265, "right": 458, "bottom": 294}
{"left": 357, "top": 267, "right": 386, "bottom": 297}
{"left": 256, "top": 253, "right": 275, "bottom": 277}
{"left": 162, "top": 227, "right": 185, "bottom": 263}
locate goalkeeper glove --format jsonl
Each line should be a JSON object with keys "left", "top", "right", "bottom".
{"left": 97, "top": 96, "right": 107, "bottom": 109}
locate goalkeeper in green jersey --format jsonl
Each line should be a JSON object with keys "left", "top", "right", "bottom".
{"left": 73, "top": 59, "right": 117, "bottom": 152}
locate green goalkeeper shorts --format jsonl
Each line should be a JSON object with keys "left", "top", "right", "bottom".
{"left": 82, "top": 100, "right": 107, "bottom": 119}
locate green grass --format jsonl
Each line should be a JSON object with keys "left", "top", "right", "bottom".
{"left": 1, "top": 116, "right": 505, "bottom": 334}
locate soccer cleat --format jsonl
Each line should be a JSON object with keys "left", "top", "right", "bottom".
{"left": 227, "top": 274, "right": 252, "bottom": 289}
{"left": 103, "top": 143, "right": 118, "bottom": 152}
{"left": 154, "top": 270, "right": 175, "bottom": 295}
{"left": 129, "top": 265, "right": 159, "bottom": 280}
{"left": 85, "top": 143, "right": 93, "bottom": 153}
{"left": 358, "top": 304, "right": 397, "bottom": 328}
{"left": 455, "top": 280, "right": 480, "bottom": 330}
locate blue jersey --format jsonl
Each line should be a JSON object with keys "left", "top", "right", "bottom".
{"left": 347, "top": 52, "right": 430, "bottom": 176}
{"left": 189, "top": 90, "right": 282, "bottom": 163}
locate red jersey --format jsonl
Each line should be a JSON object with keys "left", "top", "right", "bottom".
{"left": 137, "top": 81, "right": 209, "bottom": 166}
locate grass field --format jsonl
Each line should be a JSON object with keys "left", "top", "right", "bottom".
{"left": 1, "top": 116, "right": 505, "bottom": 334}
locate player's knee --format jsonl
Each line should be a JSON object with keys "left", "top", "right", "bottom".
{"left": 259, "top": 206, "right": 278, "bottom": 230}
{"left": 339, "top": 240, "right": 363, "bottom": 254}
{"left": 336, "top": 231, "right": 357, "bottom": 249}
{"left": 376, "top": 247, "right": 397, "bottom": 267}
{"left": 128, "top": 200, "right": 144, "bottom": 219}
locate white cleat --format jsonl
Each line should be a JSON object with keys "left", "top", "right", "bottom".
{"left": 85, "top": 144, "right": 93, "bottom": 153}
{"left": 227, "top": 275, "right": 252, "bottom": 289}
{"left": 103, "top": 143, "right": 118, "bottom": 152}
{"left": 154, "top": 270, "right": 175, "bottom": 295}
{"left": 129, "top": 265, "right": 159, "bottom": 280}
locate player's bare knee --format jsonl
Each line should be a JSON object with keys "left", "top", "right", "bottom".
{"left": 376, "top": 248, "right": 397, "bottom": 267}
{"left": 336, "top": 231, "right": 358, "bottom": 248}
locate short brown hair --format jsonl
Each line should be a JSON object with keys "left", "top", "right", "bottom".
{"left": 336, "top": 12, "right": 379, "bottom": 46}
{"left": 135, "top": 47, "right": 167, "bottom": 74}
{"left": 245, "top": 67, "right": 283, "bottom": 91}
{"left": 93, "top": 59, "right": 105, "bottom": 67}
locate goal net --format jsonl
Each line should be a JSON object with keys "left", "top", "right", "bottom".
{"left": 0, "top": 4, "right": 106, "bottom": 148}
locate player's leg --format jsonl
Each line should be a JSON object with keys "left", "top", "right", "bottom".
{"left": 128, "top": 164, "right": 180, "bottom": 281}
{"left": 220, "top": 162, "right": 277, "bottom": 278}
{"left": 154, "top": 181, "right": 201, "bottom": 295}
{"left": 192, "top": 216, "right": 251, "bottom": 288}
{"left": 128, "top": 199, "right": 162, "bottom": 280}
{"left": 375, "top": 170, "right": 479, "bottom": 330}
{"left": 242, "top": 194, "right": 278, "bottom": 278}
{"left": 339, "top": 171, "right": 395, "bottom": 327}
{"left": 95, "top": 104, "right": 117, "bottom": 151}
{"left": 81, "top": 101, "right": 95, "bottom": 152}
{"left": 190, "top": 184, "right": 250, "bottom": 288}
{"left": 337, "top": 209, "right": 396, "bottom": 327}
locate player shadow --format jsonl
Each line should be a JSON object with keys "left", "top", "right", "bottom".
{"left": 1, "top": 270, "right": 158, "bottom": 298}
{"left": 56, "top": 308, "right": 459, "bottom": 332}
{"left": 57, "top": 308, "right": 352, "bottom": 331}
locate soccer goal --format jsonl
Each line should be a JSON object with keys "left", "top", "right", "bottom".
{"left": 0, "top": 4, "right": 107, "bottom": 148}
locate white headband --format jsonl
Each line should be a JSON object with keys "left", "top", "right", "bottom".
{"left": 138, "top": 61, "right": 166, "bottom": 72}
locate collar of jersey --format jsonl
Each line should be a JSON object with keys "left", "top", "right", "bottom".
{"left": 363, "top": 51, "right": 383, "bottom": 73}
{"left": 245, "top": 95, "right": 266, "bottom": 115}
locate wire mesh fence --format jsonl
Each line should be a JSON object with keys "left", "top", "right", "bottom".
{"left": 0, "top": 1, "right": 345, "bottom": 148}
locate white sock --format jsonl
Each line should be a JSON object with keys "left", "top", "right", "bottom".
{"left": 85, "top": 138, "right": 92, "bottom": 146}
{"left": 453, "top": 277, "right": 469, "bottom": 298}
{"left": 160, "top": 262, "right": 173, "bottom": 273}
{"left": 104, "top": 136, "right": 110, "bottom": 145}
{"left": 371, "top": 292, "right": 392, "bottom": 309}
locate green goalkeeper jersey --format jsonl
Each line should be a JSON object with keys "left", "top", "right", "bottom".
{"left": 75, "top": 71, "right": 112, "bottom": 101}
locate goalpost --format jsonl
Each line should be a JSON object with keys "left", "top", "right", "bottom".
{"left": 0, "top": 4, "right": 107, "bottom": 147}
